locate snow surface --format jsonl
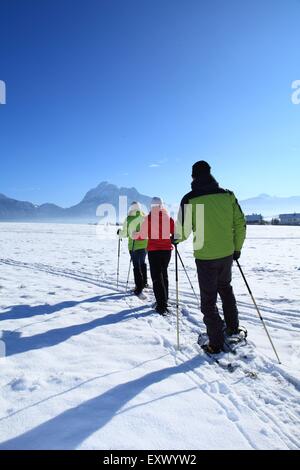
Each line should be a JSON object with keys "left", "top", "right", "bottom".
{"left": 0, "top": 223, "right": 299, "bottom": 450}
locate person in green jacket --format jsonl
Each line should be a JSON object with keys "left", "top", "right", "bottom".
{"left": 118, "top": 202, "right": 148, "bottom": 295}
{"left": 175, "top": 161, "right": 246, "bottom": 354}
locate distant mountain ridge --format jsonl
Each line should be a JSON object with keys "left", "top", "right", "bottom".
{"left": 66, "top": 182, "right": 152, "bottom": 219}
{"left": 239, "top": 194, "right": 300, "bottom": 217}
{"left": 0, "top": 185, "right": 299, "bottom": 221}
{"left": 0, "top": 182, "right": 152, "bottom": 222}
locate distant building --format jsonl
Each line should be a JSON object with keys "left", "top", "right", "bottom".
{"left": 246, "top": 213, "right": 263, "bottom": 224}
{"left": 279, "top": 213, "right": 300, "bottom": 225}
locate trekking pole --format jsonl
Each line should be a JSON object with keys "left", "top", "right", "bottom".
{"left": 117, "top": 234, "right": 121, "bottom": 289}
{"left": 175, "top": 244, "right": 180, "bottom": 349}
{"left": 125, "top": 240, "right": 135, "bottom": 293}
{"left": 236, "top": 260, "right": 281, "bottom": 364}
{"left": 176, "top": 248, "right": 200, "bottom": 309}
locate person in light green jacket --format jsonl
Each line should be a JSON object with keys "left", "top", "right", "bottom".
{"left": 118, "top": 202, "right": 148, "bottom": 295}
{"left": 175, "top": 161, "right": 246, "bottom": 354}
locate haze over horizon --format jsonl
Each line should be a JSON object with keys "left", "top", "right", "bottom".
{"left": 1, "top": 181, "right": 300, "bottom": 220}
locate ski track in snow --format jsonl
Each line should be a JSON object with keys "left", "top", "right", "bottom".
{"left": 0, "top": 223, "right": 299, "bottom": 450}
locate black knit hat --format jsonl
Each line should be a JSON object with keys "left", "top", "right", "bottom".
{"left": 192, "top": 160, "right": 211, "bottom": 178}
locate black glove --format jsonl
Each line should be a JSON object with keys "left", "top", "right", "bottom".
{"left": 233, "top": 250, "right": 241, "bottom": 261}
{"left": 170, "top": 235, "right": 179, "bottom": 246}
{"left": 117, "top": 228, "right": 121, "bottom": 236}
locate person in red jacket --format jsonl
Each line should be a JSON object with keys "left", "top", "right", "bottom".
{"left": 135, "top": 197, "right": 175, "bottom": 315}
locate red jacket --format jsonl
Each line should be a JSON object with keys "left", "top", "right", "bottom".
{"left": 136, "top": 208, "right": 175, "bottom": 251}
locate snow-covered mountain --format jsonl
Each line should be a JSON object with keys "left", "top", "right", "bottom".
{"left": 1, "top": 186, "right": 300, "bottom": 221}
{"left": 0, "top": 193, "right": 37, "bottom": 219}
{"left": 0, "top": 183, "right": 152, "bottom": 222}
{"left": 65, "top": 182, "right": 152, "bottom": 220}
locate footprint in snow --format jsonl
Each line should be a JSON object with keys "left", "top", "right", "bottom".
{"left": 8, "top": 378, "right": 39, "bottom": 392}
{"left": 218, "top": 383, "right": 231, "bottom": 395}
{"left": 226, "top": 409, "right": 240, "bottom": 422}
{"left": 47, "top": 376, "right": 63, "bottom": 385}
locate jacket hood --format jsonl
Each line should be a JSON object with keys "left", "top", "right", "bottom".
{"left": 191, "top": 173, "right": 220, "bottom": 193}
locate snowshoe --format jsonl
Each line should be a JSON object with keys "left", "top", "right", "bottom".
{"left": 132, "top": 289, "right": 147, "bottom": 300}
{"left": 224, "top": 326, "right": 247, "bottom": 346}
{"left": 197, "top": 332, "right": 207, "bottom": 347}
{"left": 223, "top": 327, "right": 248, "bottom": 355}
{"left": 136, "top": 292, "right": 147, "bottom": 301}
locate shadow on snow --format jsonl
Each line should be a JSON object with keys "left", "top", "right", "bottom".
{"left": 2, "top": 304, "right": 151, "bottom": 357}
{"left": 0, "top": 355, "right": 203, "bottom": 450}
{"left": 0, "top": 292, "right": 127, "bottom": 321}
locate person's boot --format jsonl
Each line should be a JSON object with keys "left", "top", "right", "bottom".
{"left": 155, "top": 305, "right": 168, "bottom": 316}
{"left": 225, "top": 326, "right": 239, "bottom": 336}
{"left": 224, "top": 325, "right": 247, "bottom": 337}
{"left": 201, "top": 343, "right": 223, "bottom": 355}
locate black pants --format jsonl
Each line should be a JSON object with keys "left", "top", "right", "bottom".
{"left": 130, "top": 249, "right": 147, "bottom": 293}
{"left": 196, "top": 255, "right": 239, "bottom": 349}
{"left": 148, "top": 250, "right": 172, "bottom": 309}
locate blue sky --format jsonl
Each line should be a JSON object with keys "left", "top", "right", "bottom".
{"left": 0, "top": 0, "right": 300, "bottom": 207}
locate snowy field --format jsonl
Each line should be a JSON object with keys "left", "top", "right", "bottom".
{"left": 0, "top": 223, "right": 299, "bottom": 450}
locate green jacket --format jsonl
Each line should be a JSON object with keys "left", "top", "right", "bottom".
{"left": 176, "top": 181, "right": 246, "bottom": 260}
{"left": 120, "top": 211, "right": 148, "bottom": 251}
